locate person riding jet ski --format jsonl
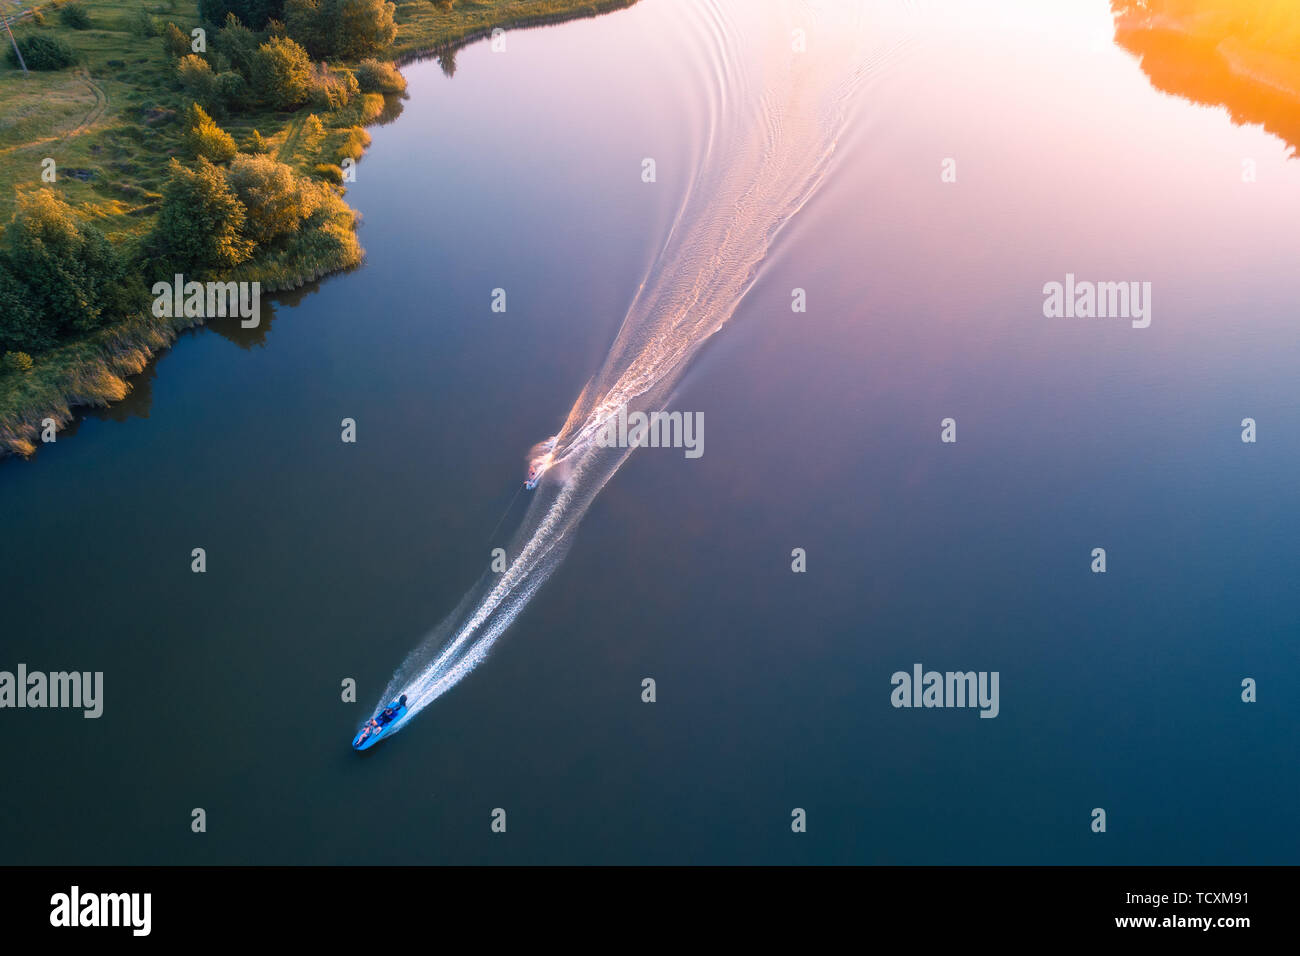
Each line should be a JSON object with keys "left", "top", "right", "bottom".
{"left": 377, "top": 695, "right": 408, "bottom": 726}
{"left": 351, "top": 694, "right": 409, "bottom": 750}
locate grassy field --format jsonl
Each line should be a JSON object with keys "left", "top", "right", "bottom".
{"left": 0, "top": 0, "right": 637, "bottom": 455}
{"left": 0, "top": 1, "right": 184, "bottom": 234}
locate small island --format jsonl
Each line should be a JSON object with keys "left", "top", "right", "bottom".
{"left": 0, "top": 0, "right": 637, "bottom": 457}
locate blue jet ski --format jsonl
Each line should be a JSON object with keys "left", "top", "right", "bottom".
{"left": 352, "top": 694, "right": 408, "bottom": 750}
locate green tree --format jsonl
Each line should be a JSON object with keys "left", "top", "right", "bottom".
{"left": 283, "top": 0, "right": 332, "bottom": 57}
{"left": 59, "top": 3, "right": 91, "bottom": 29}
{"left": 251, "top": 35, "right": 312, "bottom": 109}
{"left": 0, "top": 192, "right": 140, "bottom": 351}
{"left": 144, "top": 159, "right": 254, "bottom": 276}
{"left": 214, "top": 12, "right": 261, "bottom": 77}
{"left": 216, "top": 70, "right": 252, "bottom": 111}
{"left": 178, "top": 54, "right": 220, "bottom": 107}
{"left": 0, "top": 264, "right": 42, "bottom": 353}
{"left": 6, "top": 35, "right": 78, "bottom": 71}
{"left": 185, "top": 103, "right": 239, "bottom": 162}
{"left": 337, "top": 0, "right": 396, "bottom": 58}
{"left": 226, "top": 154, "right": 322, "bottom": 243}
{"left": 284, "top": 0, "right": 395, "bottom": 59}
{"left": 163, "top": 22, "right": 192, "bottom": 58}
{"left": 198, "top": 0, "right": 285, "bottom": 31}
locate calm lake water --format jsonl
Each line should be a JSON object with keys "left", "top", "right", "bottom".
{"left": 1, "top": 0, "right": 1297, "bottom": 864}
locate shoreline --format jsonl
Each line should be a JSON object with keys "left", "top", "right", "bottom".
{"left": 0, "top": 0, "right": 638, "bottom": 460}
{"left": 394, "top": 0, "right": 637, "bottom": 65}
{"left": 1113, "top": 10, "right": 1300, "bottom": 109}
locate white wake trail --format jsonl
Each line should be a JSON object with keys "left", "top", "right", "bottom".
{"left": 371, "top": 0, "right": 906, "bottom": 736}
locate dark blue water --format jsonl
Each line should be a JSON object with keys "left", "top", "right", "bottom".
{"left": 1, "top": 0, "right": 1296, "bottom": 864}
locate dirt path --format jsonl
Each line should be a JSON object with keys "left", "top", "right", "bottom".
{"left": 277, "top": 114, "right": 306, "bottom": 161}
{"left": 66, "top": 67, "right": 108, "bottom": 138}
